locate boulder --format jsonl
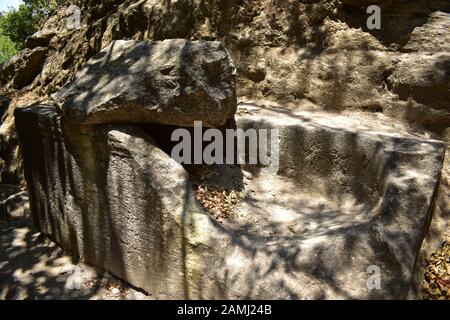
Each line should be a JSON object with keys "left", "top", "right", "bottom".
{"left": 53, "top": 39, "right": 237, "bottom": 127}
{"left": 0, "top": 190, "right": 29, "bottom": 222}
{"left": 15, "top": 103, "right": 445, "bottom": 299}
{"left": 233, "top": 104, "right": 446, "bottom": 299}
{"left": 387, "top": 53, "right": 450, "bottom": 111}
{"left": 25, "top": 29, "right": 57, "bottom": 49}
{"left": 0, "top": 47, "right": 48, "bottom": 89}
{"left": 402, "top": 11, "right": 450, "bottom": 53}
{"left": 0, "top": 184, "right": 19, "bottom": 201}
{"left": 0, "top": 184, "right": 29, "bottom": 222}
{"left": 15, "top": 1, "right": 447, "bottom": 133}
{"left": 14, "top": 104, "right": 216, "bottom": 298}
{"left": 0, "top": 101, "right": 25, "bottom": 185}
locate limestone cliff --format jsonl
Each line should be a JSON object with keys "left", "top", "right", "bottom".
{"left": 2, "top": 0, "right": 449, "bottom": 131}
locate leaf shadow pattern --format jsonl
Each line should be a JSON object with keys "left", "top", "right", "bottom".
{"left": 196, "top": 105, "right": 445, "bottom": 299}
{"left": 0, "top": 218, "right": 102, "bottom": 299}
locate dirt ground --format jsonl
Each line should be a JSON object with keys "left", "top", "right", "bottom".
{"left": 0, "top": 217, "right": 152, "bottom": 300}
{"left": 1, "top": 211, "right": 449, "bottom": 300}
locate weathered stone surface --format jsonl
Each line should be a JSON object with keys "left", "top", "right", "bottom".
{"left": 15, "top": 103, "right": 445, "bottom": 299}
{"left": 0, "top": 184, "right": 19, "bottom": 200}
{"left": 1, "top": 0, "right": 448, "bottom": 300}
{"left": 0, "top": 122, "right": 23, "bottom": 186}
{"left": 232, "top": 104, "right": 445, "bottom": 299}
{"left": 0, "top": 184, "right": 28, "bottom": 222}
{"left": 387, "top": 53, "right": 450, "bottom": 111}
{"left": 53, "top": 39, "right": 237, "bottom": 127}
{"left": 402, "top": 11, "right": 450, "bottom": 53}
{"left": 0, "top": 47, "right": 48, "bottom": 89}
{"left": 25, "top": 29, "right": 57, "bottom": 49}
{"left": 412, "top": 135, "right": 450, "bottom": 299}
{"left": 0, "top": 93, "right": 43, "bottom": 186}
{"left": 14, "top": 104, "right": 215, "bottom": 298}
{"left": 0, "top": 190, "right": 29, "bottom": 222}
{"left": 0, "top": 0, "right": 444, "bottom": 133}
{"left": 0, "top": 95, "right": 10, "bottom": 123}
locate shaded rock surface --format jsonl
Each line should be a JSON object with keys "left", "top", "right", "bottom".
{"left": 2, "top": 0, "right": 449, "bottom": 300}
{"left": 413, "top": 131, "right": 450, "bottom": 299}
{"left": 0, "top": 47, "right": 48, "bottom": 89}
{"left": 53, "top": 39, "right": 237, "bottom": 127}
{"left": 0, "top": 96, "right": 11, "bottom": 123}
{"left": 0, "top": 187, "right": 29, "bottom": 222}
{"left": 14, "top": 103, "right": 445, "bottom": 299}
{"left": 401, "top": 11, "right": 450, "bottom": 53}
{"left": 0, "top": 92, "right": 42, "bottom": 186}
{"left": 0, "top": 217, "right": 152, "bottom": 300}
{"left": 15, "top": 104, "right": 211, "bottom": 298}
{"left": 25, "top": 29, "right": 57, "bottom": 49}
{"left": 0, "top": 1, "right": 445, "bottom": 130}
{"left": 387, "top": 53, "right": 450, "bottom": 111}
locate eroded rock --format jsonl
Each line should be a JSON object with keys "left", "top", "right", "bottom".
{"left": 15, "top": 103, "right": 445, "bottom": 299}
{"left": 53, "top": 39, "right": 237, "bottom": 127}
{"left": 0, "top": 47, "right": 48, "bottom": 89}
{"left": 402, "top": 11, "right": 450, "bottom": 53}
{"left": 0, "top": 95, "right": 10, "bottom": 122}
{"left": 25, "top": 29, "right": 57, "bottom": 49}
{"left": 0, "top": 0, "right": 444, "bottom": 133}
{"left": 0, "top": 185, "right": 29, "bottom": 222}
{"left": 387, "top": 53, "right": 450, "bottom": 111}
{"left": 14, "top": 104, "right": 214, "bottom": 298}
{"left": 0, "top": 190, "right": 29, "bottom": 222}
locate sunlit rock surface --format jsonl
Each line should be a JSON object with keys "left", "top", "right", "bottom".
{"left": 15, "top": 104, "right": 445, "bottom": 299}
{"left": 53, "top": 39, "right": 237, "bottom": 128}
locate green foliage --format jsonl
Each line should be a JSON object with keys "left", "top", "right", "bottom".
{"left": 22, "top": 0, "right": 55, "bottom": 20}
{"left": 0, "top": 0, "right": 60, "bottom": 57}
{"left": 0, "top": 34, "right": 17, "bottom": 64}
{"left": 0, "top": 5, "right": 37, "bottom": 47}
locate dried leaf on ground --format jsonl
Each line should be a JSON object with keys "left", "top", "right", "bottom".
{"left": 422, "top": 236, "right": 450, "bottom": 300}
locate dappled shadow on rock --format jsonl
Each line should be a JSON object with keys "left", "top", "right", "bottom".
{"left": 0, "top": 218, "right": 99, "bottom": 299}
{"left": 195, "top": 103, "right": 445, "bottom": 299}
{"left": 339, "top": 0, "right": 450, "bottom": 47}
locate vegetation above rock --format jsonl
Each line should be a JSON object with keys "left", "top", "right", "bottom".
{"left": 0, "top": 0, "right": 63, "bottom": 63}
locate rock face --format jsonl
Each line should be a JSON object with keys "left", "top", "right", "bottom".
{"left": 235, "top": 104, "right": 446, "bottom": 298}
{"left": 53, "top": 39, "right": 237, "bottom": 127}
{"left": 0, "top": 1, "right": 447, "bottom": 130}
{"left": 14, "top": 104, "right": 214, "bottom": 298}
{"left": 25, "top": 29, "right": 57, "bottom": 49}
{"left": 0, "top": 188, "right": 29, "bottom": 222}
{"left": 402, "top": 11, "right": 450, "bottom": 53}
{"left": 15, "top": 103, "right": 445, "bottom": 299}
{"left": 11, "top": 0, "right": 444, "bottom": 132}
{"left": 387, "top": 53, "right": 450, "bottom": 111}
{"left": 0, "top": 96, "right": 10, "bottom": 119}
{"left": 0, "top": 47, "right": 48, "bottom": 89}
{"left": 0, "top": 92, "right": 41, "bottom": 186}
